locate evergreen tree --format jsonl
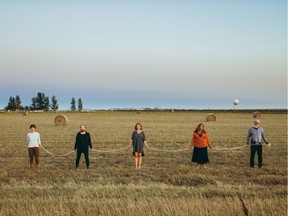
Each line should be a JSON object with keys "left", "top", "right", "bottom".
{"left": 4, "top": 95, "right": 23, "bottom": 110}
{"left": 30, "top": 92, "right": 50, "bottom": 110}
{"left": 78, "top": 98, "right": 83, "bottom": 112}
{"left": 71, "top": 97, "right": 76, "bottom": 111}
{"left": 5, "top": 96, "right": 16, "bottom": 110}
{"left": 15, "top": 95, "right": 23, "bottom": 110}
{"left": 50, "top": 95, "right": 59, "bottom": 111}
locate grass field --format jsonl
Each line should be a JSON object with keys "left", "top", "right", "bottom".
{"left": 0, "top": 111, "right": 287, "bottom": 216}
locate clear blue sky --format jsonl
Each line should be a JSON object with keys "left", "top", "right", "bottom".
{"left": 0, "top": 0, "right": 286, "bottom": 109}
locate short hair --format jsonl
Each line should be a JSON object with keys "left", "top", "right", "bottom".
{"left": 254, "top": 119, "right": 260, "bottom": 124}
{"left": 134, "top": 123, "right": 142, "bottom": 130}
{"left": 80, "top": 124, "right": 86, "bottom": 128}
{"left": 30, "top": 124, "right": 36, "bottom": 129}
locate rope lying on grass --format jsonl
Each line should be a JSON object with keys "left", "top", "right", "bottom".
{"left": 212, "top": 145, "right": 247, "bottom": 151}
{"left": 41, "top": 144, "right": 271, "bottom": 157}
{"left": 212, "top": 143, "right": 271, "bottom": 151}
{"left": 40, "top": 145, "right": 130, "bottom": 157}
{"left": 41, "top": 146, "right": 74, "bottom": 157}
{"left": 147, "top": 146, "right": 190, "bottom": 152}
{"left": 92, "top": 146, "right": 129, "bottom": 153}
{"left": 148, "top": 143, "right": 271, "bottom": 152}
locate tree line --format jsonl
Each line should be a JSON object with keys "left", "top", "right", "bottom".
{"left": 4, "top": 92, "right": 83, "bottom": 111}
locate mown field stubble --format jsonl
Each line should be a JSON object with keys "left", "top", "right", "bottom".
{"left": 0, "top": 111, "right": 287, "bottom": 216}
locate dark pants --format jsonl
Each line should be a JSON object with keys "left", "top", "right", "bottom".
{"left": 76, "top": 149, "right": 89, "bottom": 168}
{"left": 28, "top": 147, "right": 40, "bottom": 167}
{"left": 250, "top": 145, "right": 262, "bottom": 168}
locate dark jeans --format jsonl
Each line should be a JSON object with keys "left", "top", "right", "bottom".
{"left": 76, "top": 149, "right": 89, "bottom": 168}
{"left": 250, "top": 145, "right": 262, "bottom": 168}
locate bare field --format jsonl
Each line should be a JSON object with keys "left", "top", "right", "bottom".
{"left": 0, "top": 111, "right": 287, "bottom": 215}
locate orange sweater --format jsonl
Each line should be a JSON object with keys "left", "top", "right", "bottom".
{"left": 192, "top": 132, "right": 210, "bottom": 148}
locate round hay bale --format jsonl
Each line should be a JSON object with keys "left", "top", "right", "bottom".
{"left": 253, "top": 111, "right": 261, "bottom": 118}
{"left": 54, "top": 115, "right": 68, "bottom": 126}
{"left": 136, "top": 111, "right": 141, "bottom": 114}
{"left": 22, "top": 111, "right": 28, "bottom": 116}
{"left": 171, "top": 109, "right": 175, "bottom": 113}
{"left": 206, "top": 113, "right": 216, "bottom": 122}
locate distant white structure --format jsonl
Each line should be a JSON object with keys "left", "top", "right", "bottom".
{"left": 233, "top": 99, "right": 239, "bottom": 110}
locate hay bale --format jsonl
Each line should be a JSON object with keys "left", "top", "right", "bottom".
{"left": 253, "top": 111, "right": 261, "bottom": 118}
{"left": 206, "top": 113, "right": 216, "bottom": 122}
{"left": 171, "top": 109, "right": 175, "bottom": 113}
{"left": 54, "top": 115, "right": 68, "bottom": 126}
{"left": 136, "top": 111, "right": 141, "bottom": 114}
{"left": 22, "top": 111, "right": 28, "bottom": 116}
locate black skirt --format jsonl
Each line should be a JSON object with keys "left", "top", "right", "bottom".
{"left": 192, "top": 147, "right": 209, "bottom": 164}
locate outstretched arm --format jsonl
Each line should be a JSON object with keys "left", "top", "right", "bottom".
{"left": 74, "top": 134, "right": 78, "bottom": 150}
{"left": 189, "top": 140, "right": 194, "bottom": 150}
{"left": 246, "top": 128, "right": 252, "bottom": 145}
{"left": 88, "top": 134, "right": 93, "bottom": 150}
{"left": 261, "top": 130, "right": 269, "bottom": 144}
{"left": 144, "top": 140, "right": 149, "bottom": 148}
{"left": 128, "top": 139, "right": 133, "bottom": 148}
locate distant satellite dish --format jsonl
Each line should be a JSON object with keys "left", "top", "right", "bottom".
{"left": 233, "top": 99, "right": 239, "bottom": 105}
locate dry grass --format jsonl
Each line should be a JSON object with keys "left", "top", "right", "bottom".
{"left": 0, "top": 111, "right": 287, "bottom": 215}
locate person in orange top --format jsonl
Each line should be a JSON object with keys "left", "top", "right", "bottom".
{"left": 189, "top": 123, "right": 212, "bottom": 168}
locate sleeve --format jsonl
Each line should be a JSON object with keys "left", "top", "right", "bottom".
{"left": 74, "top": 133, "right": 78, "bottom": 150}
{"left": 206, "top": 133, "right": 210, "bottom": 144}
{"left": 142, "top": 132, "right": 146, "bottom": 141}
{"left": 88, "top": 133, "right": 92, "bottom": 149}
{"left": 246, "top": 128, "right": 251, "bottom": 144}
{"left": 261, "top": 129, "right": 269, "bottom": 144}
{"left": 38, "top": 133, "right": 41, "bottom": 145}
{"left": 192, "top": 133, "right": 196, "bottom": 144}
{"left": 27, "top": 134, "right": 30, "bottom": 144}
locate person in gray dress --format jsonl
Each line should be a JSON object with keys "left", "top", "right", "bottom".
{"left": 128, "top": 123, "right": 149, "bottom": 169}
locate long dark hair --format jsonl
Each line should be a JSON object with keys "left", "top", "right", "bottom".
{"left": 194, "top": 123, "right": 206, "bottom": 133}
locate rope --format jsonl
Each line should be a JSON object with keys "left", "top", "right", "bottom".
{"left": 212, "top": 144, "right": 271, "bottom": 151}
{"left": 40, "top": 143, "right": 271, "bottom": 157}
{"left": 212, "top": 145, "right": 247, "bottom": 151}
{"left": 41, "top": 146, "right": 74, "bottom": 157}
{"left": 147, "top": 146, "right": 189, "bottom": 152}
{"left": 93, "top": 146, "right": 129, "bottom": 153}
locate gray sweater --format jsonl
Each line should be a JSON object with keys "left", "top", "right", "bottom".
{"left": 246, "top": 126, "right": 269, "bottom": 145}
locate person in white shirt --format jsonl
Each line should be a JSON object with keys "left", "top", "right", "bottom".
{"left": 27, "top": 124, "right": 42, "bottom": 169}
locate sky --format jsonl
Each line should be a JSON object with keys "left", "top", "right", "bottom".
{"left": 0, "top": 0, "right": 287, "bottom": 110}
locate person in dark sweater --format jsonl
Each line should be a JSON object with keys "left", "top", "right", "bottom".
{"left": 246, "top": 119, "right": 271, "bottom": 168}
{"left": 74, "top": 124, "right": 93, "bottom": 169}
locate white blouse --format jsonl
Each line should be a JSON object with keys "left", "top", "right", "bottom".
{"left": 27, "top": 132, "right": 41, "bottom": 148}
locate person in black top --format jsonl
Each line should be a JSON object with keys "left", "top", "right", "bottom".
{"left": 128, "top": 123, "right": 149, "bottom": 169}
{"left": 74, "top": 124, "right": 93, "bottom": 169}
